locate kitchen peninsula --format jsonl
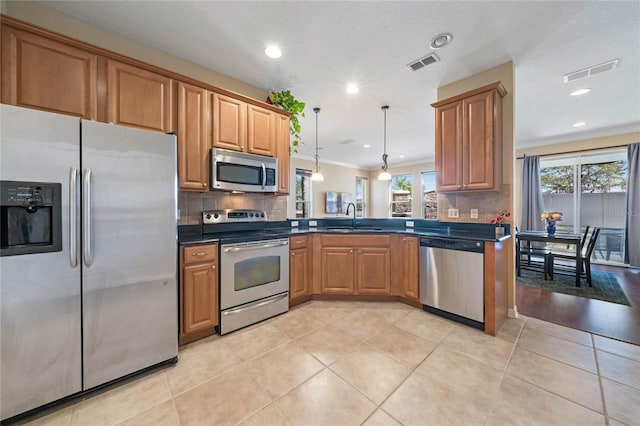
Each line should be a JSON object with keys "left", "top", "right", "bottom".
{"left": 178, "top": 215, "right": 511, "bottom": 344}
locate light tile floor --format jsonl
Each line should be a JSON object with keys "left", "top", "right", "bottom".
{"left": 21, "top": 301, "right": 640, "bottom": 426}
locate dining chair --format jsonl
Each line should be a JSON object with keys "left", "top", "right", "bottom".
{"left": 549, "top": 227, "right": 600, "bottom": 286}
{"left": 515, "top": 226, "right": 553, "bottom": 280}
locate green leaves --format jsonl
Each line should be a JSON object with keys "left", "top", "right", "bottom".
{"left": 269, "top": 90, "right": 305, "bottom": 154}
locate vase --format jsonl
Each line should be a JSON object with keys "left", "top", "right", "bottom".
{"left": 547, "top": 224, "right": 556, "bottom": 235}
{"left": 495, "top": 226, "right": 505, "bottom": 238}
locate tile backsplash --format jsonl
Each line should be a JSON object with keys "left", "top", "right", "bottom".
{"left": 178, "top": 191, "right": 288, "bottom": 224}
{"left": 437, "top": 184, "right": 512, "bottom": 225}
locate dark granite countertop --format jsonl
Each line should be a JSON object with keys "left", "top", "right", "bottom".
{"left": 178, "top": 219, "right": 511, "bottom": 246}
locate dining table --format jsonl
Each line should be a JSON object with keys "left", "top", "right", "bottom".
{"left": 516, "top": 230, "right": 584, "bottom": 287}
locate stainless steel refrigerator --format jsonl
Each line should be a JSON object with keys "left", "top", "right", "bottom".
{"left": 0, "top": 104, "right": 178, "bottom": 421}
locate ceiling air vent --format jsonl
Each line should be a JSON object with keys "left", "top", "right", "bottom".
{"left": 564, "top": 59, "right": 619, "bottom": 83}
{"left": 407, "top": 53, "right": 440, "bottom": 72}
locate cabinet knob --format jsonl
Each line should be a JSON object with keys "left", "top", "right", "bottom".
{"left": 462, "top": 185, "right": 467, "bottom": 188}
{"left": 203, "top": 183, "right": 207, "bottom": 187}
{"left": 212, "top": 265, "right": 216, "bottom": 270}
{"left": 350, "top": 249, "right": 353, "bottom": 253}
{"left": 291, "top": 252, "right": 295, "bottom": 256}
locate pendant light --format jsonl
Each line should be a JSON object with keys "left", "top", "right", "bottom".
{"left": 378, "top": 105, "right": 391, "bottom": 181}
{"left": 311, "top": 107, "right": 324, "bottom": 181}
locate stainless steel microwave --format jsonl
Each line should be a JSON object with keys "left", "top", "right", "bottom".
{"left": 210, "top": 148, "right": 278, "bottom": 192}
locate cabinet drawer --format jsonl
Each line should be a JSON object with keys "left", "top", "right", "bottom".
{"left": 183, "top": 244, "right": 217, "bottom": 265}
{"left": 290, "top": 235, "right": 308, "bottom": 249}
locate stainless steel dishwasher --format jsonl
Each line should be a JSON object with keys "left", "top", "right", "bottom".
{"left": 419, "top": 237, "right": 485, "bottom": 328}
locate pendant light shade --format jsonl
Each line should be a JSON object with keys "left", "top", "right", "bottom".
{"left": 311, "top": 107, "right": 324, "bottom": 181}
{"left": 378, "top": 105, "right": 391, "bottom": 181}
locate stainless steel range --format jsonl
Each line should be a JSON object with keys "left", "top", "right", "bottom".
{"left": 203, "top": 210, "right": 289, "bottom": 334}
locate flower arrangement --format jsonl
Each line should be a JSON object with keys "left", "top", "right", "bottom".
{"left": 490, "top": 210, "right": 511, "bottom": 228}
{"left": 541, "top": 211, "right": 563, "bottom": 226}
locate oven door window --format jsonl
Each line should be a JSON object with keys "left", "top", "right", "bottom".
{"left": 234, "top": 255, "right": 280, "bottom": 291}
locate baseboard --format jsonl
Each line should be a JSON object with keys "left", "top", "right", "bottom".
{"left": 508, "top": 306, "right": 519, "bottom": 318}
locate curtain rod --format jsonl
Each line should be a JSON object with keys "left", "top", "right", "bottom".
{"left": 516, "top": 143, "right": 631, "bottom": 160}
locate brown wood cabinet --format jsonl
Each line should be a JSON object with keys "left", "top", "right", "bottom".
{"left": 179, "top": 244, "right": 218, "bottom": 345}
{"left": 177, "top": 81, "right": 211, "bottom": 191}
{"left": 212, "top": 92, "right": 247, "bottom": 152}
{"left": 432, "top": 82, "right": 506, "bottom": 193}
{"left": 319, "top": 235, "right": 391, "bottom": 295}
{"left": 275, "top": 114, "right": 291, "bottom": 194}
{"left": 391, "top": 235, "right": 419, "bottom": 303}
{"left": 1, "top": 25, "right": 98, "bottom": 119}
{"left": 106, "top": 59, "right": 174, "bottom": 133}
{"left": 289, "top": 235, "right": 311, "bottom": 305}
{"left": 247, "top": 104, "right": 276, "bottom": 156}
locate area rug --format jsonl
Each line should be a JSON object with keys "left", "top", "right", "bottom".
{"left": 516, "top": 269, "right": 631, "bottom": 306}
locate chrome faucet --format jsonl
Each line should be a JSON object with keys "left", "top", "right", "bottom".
{"left": 345, "top": 202, "right": 356, "bottom": 228}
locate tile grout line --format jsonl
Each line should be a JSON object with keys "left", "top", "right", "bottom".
{"left": 593, "top": 333, "right": 611, "bottom": 424}
{"left": 481, "top": 319, "right": 525, "bottom": 426}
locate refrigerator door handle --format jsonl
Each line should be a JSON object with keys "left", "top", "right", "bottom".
{"left": 83, "top": 168, "right": 93, "bottom": 267}
{"left": 69, "top": 167, "right": 78, "bottom": 268}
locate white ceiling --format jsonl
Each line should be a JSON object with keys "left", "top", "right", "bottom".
{"left": 40, "top": 1, "right": 640, "bottom": 170}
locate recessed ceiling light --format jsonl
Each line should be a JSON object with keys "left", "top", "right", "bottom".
{"left": 573, "top": 121, "right": 586, "bottom": 127}
{"left": 265, "top": 45, "right": 282, "bottom": 59}
{"left": 430, "top": 33, "right": 452, "bottom": 50}
{"left": 363, "top": 144, "right": 371, "bottom": 148}
{"left": 399, "top": 155, "right": 405, "bottom": 158}
{"left": 570, "top": 88, "right": 591, "bottom": 96}
{"left": 346, "top": 83, "right": 359, "bottom": 94}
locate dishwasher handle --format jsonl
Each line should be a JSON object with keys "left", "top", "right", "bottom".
{"left": 419, "top": 237, "right": 484, "bottom": 253}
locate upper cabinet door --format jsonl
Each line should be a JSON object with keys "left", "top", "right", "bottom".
{"left": 177, "top": 82, "right": 211, "bottom": 192}
{"left": 106, "top": 59, "right": 174, "bottom": 133}
{"left": 275, "top": 114, "right": 290, "bottom": 194}
{"left": 463, "top": 90, "right": 495, "bottom": 191}
{"left": 247, "top": 104, "right": 275, "bottom": 156}
{"left": 434, "top": 101, "right": 463, "bottom": 192}
{"left": 212, "top": 93, "right": 247, "bottom": 152}
{"left": 1, "top": 26, "right": 97, "bottom": 119}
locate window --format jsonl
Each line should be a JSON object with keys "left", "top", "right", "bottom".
{"left": 390, "top": 174, "right": 412, "bottom": 217}
{"left": 421, "top": 171, "right": 437, "bottom": 219}
{"left": 540, "top": 150, "right": 627, "bottom": 264}
{"left": 355, "top": 176, "right": 367, "bottom": 218}
{"left": 295, "top": 168, "right": 312, "bottom": 218}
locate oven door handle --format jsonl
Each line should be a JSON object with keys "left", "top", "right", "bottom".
{"left": 222, "top": 292, "right": 288, "bottom": 316}
{"left": 223, "top": 241, "right": 289, "bottom": 253}
{"left": 69, "top": 167, "right": 78, "bottom": 268}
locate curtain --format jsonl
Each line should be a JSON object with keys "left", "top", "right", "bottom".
{"left": 521, "top": 155, "right": 545, "bottom": 231}
{"left": 625, "top": 143, "right": 639, "bottom": 267}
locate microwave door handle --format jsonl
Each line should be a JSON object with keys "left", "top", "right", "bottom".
{"left": 69, "top": 167, "right": 78, "bottom": 268}
{"left": 261, "top": 163, "right": 266, "bottom": 189}
{"left": 82, "top": 168, "right": 93, "bottom": 267}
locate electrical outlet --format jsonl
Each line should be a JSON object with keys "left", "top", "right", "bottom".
{"left": 470, "top": 209, "right": 478, "bottom": 219}
{"left": 406, "top": 221, "right": 414, "bottom": 228}
{"left": 291, "top": 220, "right": 299, "bottom": 228}
{"left": 309, "top": 220, "right": 318, "bottom": 227}
{"left": 448, "top": 208, "right": 459, "bottom": 218}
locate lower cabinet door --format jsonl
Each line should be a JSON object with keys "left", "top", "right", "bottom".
{"left": 321, "top": 247, "right": 355, "bottom": 294}
{"left": 355, "top": 247, "right": 391, "bottom": 294}
{"left": 290, "top": 247, "right": 310, "bottom": 300}
{"left": 182, "top": 261, "right": 218, "bottom": 335}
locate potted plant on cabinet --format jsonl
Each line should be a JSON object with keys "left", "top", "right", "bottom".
{"left": 267, "top": 90, "right": 305, "bottom": 154}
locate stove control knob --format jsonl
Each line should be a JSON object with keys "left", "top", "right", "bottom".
{"left": 249, "top": 212, "right": 254, "bottom": 218}
{"left": 260, "top": 212, "right": 265, "bottom": 217}
{"left": 213, "top": 213, "right": 219, "bottom": 219}
{"left": 205, "top": 214, "right": 212, "bottom": 220}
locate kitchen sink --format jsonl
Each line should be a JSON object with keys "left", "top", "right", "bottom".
{"left": 325, "top": 226, "right": 384, "bottom": 232}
